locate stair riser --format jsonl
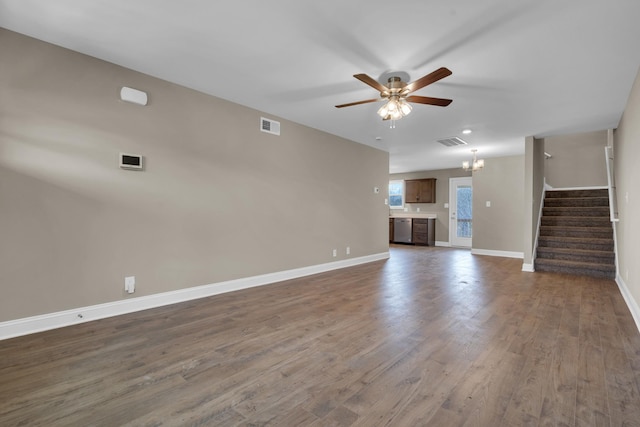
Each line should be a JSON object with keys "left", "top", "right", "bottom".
{"left": 537, "top": 239, "right": 614, "bottom": 251}
{"left": 545, "top": 190, "right": 609, "bottom": 199}
{"left": 539, "top": 228, "right": 613, "bottom": 239}
{"left": 541, "top": 217, "right": 611, "bottom": 227}
{"left": 542, "top": 207, "right": 609, "bottom": 217}
{"left": 536, "top": 251, "right": 615, "bottom": 264}
{"left": 544, "top": 198, "right": 609, "bottom": 207}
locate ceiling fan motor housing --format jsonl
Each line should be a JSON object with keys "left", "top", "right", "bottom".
{"left": 384, "top": 76, "right": 406, "bottom": 96}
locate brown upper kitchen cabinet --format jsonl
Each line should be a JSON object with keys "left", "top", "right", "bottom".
{"left": 405, "top": 178, "right": 436, "bottom": 204}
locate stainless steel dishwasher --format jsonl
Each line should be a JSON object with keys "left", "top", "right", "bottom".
{"left": 393, "top": 218, "right": 412, "bottom": 243}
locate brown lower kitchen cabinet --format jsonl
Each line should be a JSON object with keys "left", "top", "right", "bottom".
{"left": 412, "top": 218, "right": 435, "bottom": 246}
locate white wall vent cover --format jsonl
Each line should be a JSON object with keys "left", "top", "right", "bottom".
{"left": 436, "top": 137, "right": 468, "bottom": 147}
{"left": 260, "top": 117, "right": 280, "bottom": 136}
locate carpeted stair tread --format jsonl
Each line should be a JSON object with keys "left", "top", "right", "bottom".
{"left": 536, "top": 246, "right": 615, "bottom": 263}
{"left": 544, "top": 197, "right": 609, "bottom": 207}
{"left": 537, "top": 236, "right": 614, "bottom": 251}
{"left": 541, "top": 216, "right": 611, "bottom": 227}
{"left": 542, "top": 206, "right": 609, "bottom": 217}
{"left": 545, "top": 189, "right": 608, "bottom": 198}
{"left": 537, "top": 246, "right": 614, "bottom": 257}
{"left": 539, "top": 226, "right": 613, "bottom": 239}
{"left": 535, "top": 258, "right": 615, "bottom": 270}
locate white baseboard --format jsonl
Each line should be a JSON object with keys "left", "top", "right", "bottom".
{"left": 522, "top": 263, "right": 535, "bottom": 272}
{"left": 435, "top": 241, "right": 451, "bottom": 247}
{"left": 616, "top": 274, "right": 640, "bottom": 335}
{"left": 471, "top": 249, "right": 524, "bottom": 259}
{"left": 0, "top": 252, "right": 390, "bottom": 341}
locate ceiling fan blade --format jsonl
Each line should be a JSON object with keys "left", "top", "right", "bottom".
{"left": 403, "top": 67, "right": 452, "bottom": 94}
{"left": 405, "top": 95, "right": 453, "bottom": 107}
{"left": 353, "top": 74, "right": 389, "bottom": 94}
{"left": 335, "top": 98, "right": 379, "bottom": 108}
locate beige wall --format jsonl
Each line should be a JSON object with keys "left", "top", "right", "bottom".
{"left": 389, "top": 168, "right": 471, "bottom": 243}
{"left": 0, "top": 29, "right": 389, "bottom": 322}
{"left": 472, "top": 155, "right": 525, "bottom": 254}
{"left": 523, "top": 137, "right": 545, "bottom": 267}
{"left": 614, "top": 67, "right": 640, "bottom": 316}
{"left": 544, "top": 130, "right": 608, "bottom": 188}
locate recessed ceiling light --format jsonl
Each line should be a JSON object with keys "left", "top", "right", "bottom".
{"left": 375, "top": 136, "right": 382, "bottom": 140}
{"left": 462, "top": 129, "right": 472, "bottom": 135}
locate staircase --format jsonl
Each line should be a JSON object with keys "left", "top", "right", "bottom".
{"left": 535, "top": 189, "right": 615, "bottom": 279}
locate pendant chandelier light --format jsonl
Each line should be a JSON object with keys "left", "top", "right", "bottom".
{"left": 462, "top": 149, "right": 484, "bottom": 172}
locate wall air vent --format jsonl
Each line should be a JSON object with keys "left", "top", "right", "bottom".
{"left": 436, "top": 137, "right": 468, "bottom": 147}
{"left": 119, "top": 153, "right": 143, "bottom": 170}
{"left": 260, "top": 117, "right": 280, "bottom": 136}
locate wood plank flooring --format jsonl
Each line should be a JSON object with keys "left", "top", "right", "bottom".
{"left": 1, "top": 245, "right": 640, "bottom": 426}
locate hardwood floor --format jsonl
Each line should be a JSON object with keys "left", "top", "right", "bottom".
{"left": 1, "top": 245, "right": 640, "bottom": 426}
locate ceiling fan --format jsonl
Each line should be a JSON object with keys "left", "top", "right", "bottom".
{"left": 335, "top": 67, "right": 453, "bottom": 121}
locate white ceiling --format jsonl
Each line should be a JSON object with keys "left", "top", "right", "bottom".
{"left": 1, "top": 0, "right": 639, "bottom": 173}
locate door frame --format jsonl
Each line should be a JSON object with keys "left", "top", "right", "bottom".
{"left": 449, "top": 177, "right": 473, "bottom": 248}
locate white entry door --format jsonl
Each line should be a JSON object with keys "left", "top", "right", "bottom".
{"left": 449, "top": 177, "right": 473, "bottom": 248}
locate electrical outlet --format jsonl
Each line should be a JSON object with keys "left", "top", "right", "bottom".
{"left": 346, "top": 246, "right": 350, "bottom": 255}
{"left": 125, "top": 276, "right": 135, "bottom": 294}
{"left": 417, "top": 207, "right": 420, "bottom": 212}
{"left": 486, "top": 201, "right": 491, "bottom": 207}
{"left": 332, "top": 249, "right": 337, "bottom": 257}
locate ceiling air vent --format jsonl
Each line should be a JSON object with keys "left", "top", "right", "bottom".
{"left": 436, "top": 136, "right": 468, "bottom": 147}
{"left": 260, "top": 117, "right": 280, "bottom": 136}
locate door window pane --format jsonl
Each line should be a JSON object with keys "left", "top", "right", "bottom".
{"left": 456, "top": 186, "right": 472, "bottom": 238}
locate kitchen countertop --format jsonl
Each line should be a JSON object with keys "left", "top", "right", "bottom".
{"left": 389, "top": 213, "right": 437, "bottom": 219}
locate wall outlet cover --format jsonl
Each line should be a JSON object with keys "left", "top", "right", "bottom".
{"left": 125, "top": 276, "right": 135, "bottom": 293}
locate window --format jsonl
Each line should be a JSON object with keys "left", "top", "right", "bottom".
{"left": 388, "top": 180, "right": 404, "bottom": 209}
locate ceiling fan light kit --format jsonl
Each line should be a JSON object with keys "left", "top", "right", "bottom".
{"left": 335, "top": 67, "right": 453, "bottom": 122}
{"left": 377, "top": 96, "right": 412, "bottom": 120}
